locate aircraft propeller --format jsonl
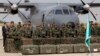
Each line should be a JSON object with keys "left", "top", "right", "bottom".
{"left": 2, "top": 0, "right": 29, "bottom": 21}
{"left": 80, "top": 0, "right": 97, "bottom": 20}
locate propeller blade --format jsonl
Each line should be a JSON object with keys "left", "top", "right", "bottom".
{"left": 7, "top": 0, "right": 13, "bottom": 5}
{"left": 90, "top": 0, "right": 95, "bottom": 4}
{"left": 80, "top": 0, "right": 86, "bottom": 5}
{"left": 17, "top": 0, "right": 22, "bottom": 5}
{"left": 89, "top": 10, "right": 97, "bottom": 20}
{"left": 25, "top": 8, "right": 29, "bottom": 11}
{"left": 18, "top": 10, "right": 29, "bottom": 21}
{"left": 2, "top": 13, "right": 9, "bottom": 20}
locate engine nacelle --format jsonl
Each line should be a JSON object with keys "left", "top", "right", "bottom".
{"left": 11, "top": 9, "right": 18, "bottom": 14}
{"left": 74, "top": 6, "right": 89, "bottom": 14}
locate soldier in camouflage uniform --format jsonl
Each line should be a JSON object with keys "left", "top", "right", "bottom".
{"left": 80, "top": 24, "right": 86, "bottom": 37}
{"left": 76, "top": 23, "right": 85, "bottom": 37}
{"left": 16, "top": 22, "right": 22, "bottom": 38}
{"left": 93, "top": 23, "right": 99, "bottom": 36}
{"left": 61, "top": 24, "right": 66, "bottom": 38}
{"left": 17, "top": 22, "right": 22, "bottom": 28}
{"left": 41, "top": 25, "right": 46, "bottom": 38}
{"left": 21, "top": 23, "right": 28, "bottom": 38}
{"left": 54, "top": 27, "right": 60, "bottom": 38}
{"left": 8, "top": 21, "right": 22, "bottom": 51}
{"left": 8, "top": 21, "right": 16, "bottom": 38}
{"left": 45, "top": 24, "right": 51, "bottom": 38}
{"left": 25, "top": 22, "right": 33, "bottom": 38}
{"left": 34, "top": 25, "right": 43, "bottom": 38}
{"left": 75, "top": 23, "right": 80, "bottom": 37}
{"left": 49, "top": 24, "right": 57, "bottom": 38}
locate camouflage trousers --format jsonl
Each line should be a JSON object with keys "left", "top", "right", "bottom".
{"left": 14, "top": 39, "right": 22, "bottom": 50}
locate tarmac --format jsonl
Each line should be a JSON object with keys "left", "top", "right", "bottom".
{"left": 0, "top": 27, "right": 100, "bottom": 56}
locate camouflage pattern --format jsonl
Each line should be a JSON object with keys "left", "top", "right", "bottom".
{"left": 8, "top": 26, "right": 17, "bottom": 38}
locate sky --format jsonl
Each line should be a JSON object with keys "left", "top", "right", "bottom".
{"left": 0, "top": 0, "right": 100, "bottom": 23}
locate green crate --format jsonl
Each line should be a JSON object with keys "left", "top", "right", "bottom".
{"left": 57, "top": 44, "right": 73, "bottom": 54}
{"left": 40, "top": 44, "right": 57, "bottom": 54}
{"left": 21, "top": 45, "right": 39, "bottom": 55}
{"left": 73, "top": 44, "right": 88, "bottom": 53}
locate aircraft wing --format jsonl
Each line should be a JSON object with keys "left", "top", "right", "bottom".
{"left": 0, "top": 3, "right": 34, "bottom": 8}
{"left": 0, "top": 3, "right": 34, "bottom": 13}
{"left": 68, "top": 3, "right": 100, "bottom": 7}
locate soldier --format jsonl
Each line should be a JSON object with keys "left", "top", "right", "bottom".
{"left": 25, "top": 22, "right": 33, "bottom": 38}
{"left": 61, "top": 24, "right": 66, "bottom": 38}
{"left": 65, "top": 24, "right": 72, "bottom": 37}
{"left": 50, "top": 24, "right": 56, "bottom": 38}
{"left": 2, "top": 22, "right": 10, "bottom": 52}
{"left": 75, "top": 23, "right": 80, "bottom": 37}
{"left": 21, "top": 23, "right": 27, "bottom": 38}
{"left": 16, "top": 22, "right": 22, "bottom": 38}
{"left": 45, "top": 24, "right": 51, "bottom": 38}
{"left": 17, "top": 22, "right": 22, "bottom": 28}
{"left": 9, "top": 21, "right": 22, "bottom": 51}
{"left": 80, "top": 23, "right": 86, "bottom": 37}
{"left": 93, "top": 22, "right": 99, "bottom": 36}
{"left": 41, "top": 26, "right": 46, "bottom": 38}
{"left": 8, "top": 21, "right": 16, "bottom": 38}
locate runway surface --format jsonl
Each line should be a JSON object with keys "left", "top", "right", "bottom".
{"left": 0, "top": 27, "right": 100, "bottom": 56}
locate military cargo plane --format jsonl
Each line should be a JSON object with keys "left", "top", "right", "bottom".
{"left": 0, "top": 0, "right": 100, "bottom": 27}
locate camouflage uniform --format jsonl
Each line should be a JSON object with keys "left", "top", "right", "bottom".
{"left": 53, "top": 27, "right": 59, "bottom": 38}
{"left": 25, "top": 24, "right": 33, "bottom": 38}
{"left": 9, "top": 26, "right": 16, "bottom": 38}
{"left": 77, "top": 24, "right": 85, "bottom": 37}
{"left": 41, "top": 27, "right": 46, "bottom": 38}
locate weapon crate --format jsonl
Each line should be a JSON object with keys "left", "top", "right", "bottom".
{"left": 21, "top": 45, "right": 39, "bottom": 55}
{"left": 57, "top": 44, "right": 73, "bottom": 54}
{"left": 73, "top": 44, "right": 88, "bottom": 53}
{"left": 40, "top": 44, "right": 57, "bottom": 54}
{"left": 60, "top": 38, "right": 75, "bottom": 44}
{"left": 33, "top": 38, "right": 56, "bottom": 45}
{"left": 39, "top": 38, "right": 56, "bottom": 44}
{"left": 21, "top": 38, "right": 33, "bottom": 45}
{"left": 91, "top": 43, "right": 100, "bottom": 52}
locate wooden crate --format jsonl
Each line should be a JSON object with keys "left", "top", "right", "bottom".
{"left": 21, "top": 38, "right": 33, "bottom": 45}
{"left": 21, "top": 45, "right": 39, "bottom": 55}
{"left": 57, "top": 44, "right": 73, "bottom": 54}
{"left": 6, "top": 38, "right": 18, "bottom": 53}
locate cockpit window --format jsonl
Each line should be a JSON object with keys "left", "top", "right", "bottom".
{"left": 69, "top": 9, "right": 74, "bottom": 14}
{"left": 63, "top": 9, "right": 69, "bottom": 14}
{"left": 55, "top": 9, "right": 63, "bottom": 14}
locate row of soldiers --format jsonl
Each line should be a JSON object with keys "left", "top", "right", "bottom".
{"left": 34, "top": 22, "right": 100, "bottom": 38}
{"left": 5, "top": 22, "right": 86, "bottom": 39}
{"left": 5, "top": 21, "right": 100, "bottom": 39}
{"left": 34, "top": 23, "right": 86, "bottom": 38}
